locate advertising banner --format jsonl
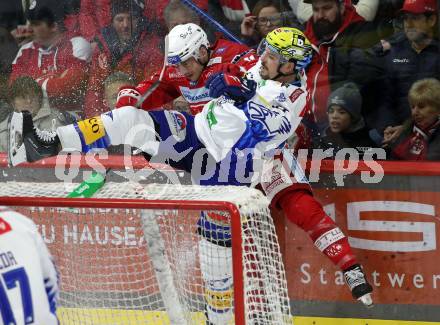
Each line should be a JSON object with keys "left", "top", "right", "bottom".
{"left": 286, "top": 188, "right": 440, "bottom": 305}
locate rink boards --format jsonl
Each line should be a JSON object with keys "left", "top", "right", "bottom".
{"left": 57, "top": 308, "right": 439, "bottom": 325}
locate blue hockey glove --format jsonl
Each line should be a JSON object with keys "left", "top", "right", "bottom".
{"left": 207, "top": 72, "right": 257, "bottom": 105}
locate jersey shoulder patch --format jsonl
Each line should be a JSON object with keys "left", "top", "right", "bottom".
{"left": 288, "top": 88, "right": 305, "bottom": 103}
{"left": 164, "top": 111, "right": 187, "bottom": 142}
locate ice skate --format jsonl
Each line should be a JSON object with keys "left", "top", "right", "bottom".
{"left": 7, "top": 110, "right": 60, "bottom": 166}
{"left": 343, "top": 263, "right": 373, "bottom": 308}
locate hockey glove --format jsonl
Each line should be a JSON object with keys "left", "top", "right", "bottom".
{"left": 207, "top": 72, "right": 256, "bottom": 105}
{"left": 115, "top": 86, "right": 141, "bottom": 108}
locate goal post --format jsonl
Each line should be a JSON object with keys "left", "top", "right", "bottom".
{"left": 0, "top": 183, "right": 291, "bottom": 324}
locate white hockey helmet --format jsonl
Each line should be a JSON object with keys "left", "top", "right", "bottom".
{"left": 167, "top": 23, "right": 210, "bottom": 65}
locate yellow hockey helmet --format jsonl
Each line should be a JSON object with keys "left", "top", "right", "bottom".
{"left": 259, "top": 27, "right": 313, "bottom": 71}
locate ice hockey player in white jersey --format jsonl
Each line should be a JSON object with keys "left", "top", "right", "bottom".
{"left": 0, "top": 207, "right": 59, "bottom": 325}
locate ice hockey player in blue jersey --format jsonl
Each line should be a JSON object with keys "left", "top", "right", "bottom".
{"left": 0, "top": 208, "right": 59, "bottom": 325}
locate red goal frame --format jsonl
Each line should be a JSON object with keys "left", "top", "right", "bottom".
{"left": 0, "top": 195, "right": 246, "bottom": 325}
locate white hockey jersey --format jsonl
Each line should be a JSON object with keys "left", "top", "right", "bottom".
{"left": 0, "top": 207, "right": 59, "bottom": 325}
{"left": 194, "top": 61, "right": 308, "bottom": 162}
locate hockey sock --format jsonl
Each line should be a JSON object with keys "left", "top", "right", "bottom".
{"left": 198, "top": 238, "right": 234, "bottom": 325}
{"left": 57, "top": 106, "right": 159, "bottom": 154}
{"left": 279, "top": 190, "right": 357, "bottom": 270}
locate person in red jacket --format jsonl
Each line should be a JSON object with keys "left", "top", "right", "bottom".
{"left": 302, "top": 0, "right": 379, "bottom": 133}
{"left": 116, "top": 23, "right": 258, "bottom": 115}
{"left": 10, "top": 0, "right": 92, "bottom": 113}
{"left": 83, "top": 0, "right": 163, "bottom": 117}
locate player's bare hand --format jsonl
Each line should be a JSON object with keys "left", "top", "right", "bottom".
{"left": 241, "top": 15, "right": 257, "bottom": 37}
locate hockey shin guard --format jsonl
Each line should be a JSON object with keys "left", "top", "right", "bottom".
{"left": 280, "top": 190, "right": 357, "bottom": 270}
{"left": 198, "top": 238, "right": 234, "bottom": 325}
{"left": 57, "top": 106, "right": 159, "bottom": 154}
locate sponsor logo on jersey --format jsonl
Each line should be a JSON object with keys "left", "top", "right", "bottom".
{"left": 207, "top": 56, "right": 222, "bottom": 66}
{"left": 325, "top": 243, "right": 343, "bottom": 257}
{"left": 276, "top": 93, "right": 287, "bottom": 102}
{"left": 207, "top": 102, "right": 218, "bottom": 129}
{"left": 393, "top": 58, "right": 409, "bottom": 63}
{"left": 168, "top": 70, "right": 184, "bottom": 79}
{"left": 0, "top": 217, "right": 12, "bottom": 235}
{"left": 215, "top": 47, "right": 226, "bottom": 54}
{"left": 314, "top": 228, "right": 345, "bottom": 252}
{"left": 288, "top": 88, "right": 304, "bottom": 103}
{"left": 247, "top": 101, "right": 292, "bottom": 136}
{"left": 179, "top": 86, "right": 210, "bottom": 103}
{"left": 76, "top": 117, "right": 106, "bottom": 145}
{"left": 164, "top": 111, "right": 187, "bottom": 142}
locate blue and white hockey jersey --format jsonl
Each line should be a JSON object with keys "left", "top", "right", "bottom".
{"left": 194, "top": 61, "right": 308, "bottom": 162}
{"left": 0, "top": 208, "right": 59, "bottom": 325}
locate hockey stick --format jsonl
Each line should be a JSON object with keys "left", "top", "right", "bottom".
{"left": 135, "top": 34, "right": 169, "bottom": 109}
{"left": 179, "top": 0, "right": 244, "bottom": 44}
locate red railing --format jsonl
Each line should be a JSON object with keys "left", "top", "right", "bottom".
{"left": 1, "top": 152, "right": 439, "bottom": 176}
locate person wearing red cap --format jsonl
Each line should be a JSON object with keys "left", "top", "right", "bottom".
{"left": 401, "top": 0, "right": 438, "bottom": 15}
{"left": 376, "top": 0, "right": 440, "bottom": 139}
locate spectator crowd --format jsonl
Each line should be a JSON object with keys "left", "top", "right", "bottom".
{"left": 0, "top": 0, "right": 439, "bottom": 161}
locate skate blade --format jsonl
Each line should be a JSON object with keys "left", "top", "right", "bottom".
{"left": 358, "top": 293, "right": 374, "bottom": 308}
{"left": 7, "top": 112, "right": 27, "bottom": 167}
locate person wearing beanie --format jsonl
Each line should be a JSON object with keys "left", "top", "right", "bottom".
{"left": 83, "top": 0, "right": 163, "bottom": 117}
{"left": 111, "top": 0, "right": 143, "bottom": 19}
{"left": 108, "top": 0, "right": 146, "bottom": 48}
{"left": 26, "top": 0, "right": 65, "bottom": 27}
{"left": 314, "top": 82, "right": 380, "bottom": 157}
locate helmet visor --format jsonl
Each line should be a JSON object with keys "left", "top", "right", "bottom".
{"left": 257, "top": 39, "right": 288, "bottom": 64}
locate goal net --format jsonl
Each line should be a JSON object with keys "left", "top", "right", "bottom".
{"left": 0, "top": 181, "right": 291, "bottom": 325}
